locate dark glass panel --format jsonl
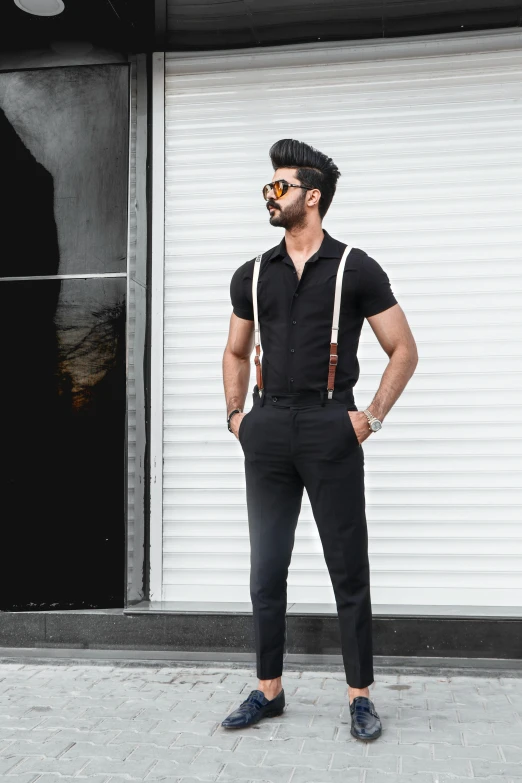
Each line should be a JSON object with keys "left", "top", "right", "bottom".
{"left": 0, "top": 65, "right": 128, "bottom": 278}
{"left": 0, "top": 278, "right": 126, "bottom": 609}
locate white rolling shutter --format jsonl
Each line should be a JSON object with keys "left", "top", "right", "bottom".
{"left": 161, "top": 30, "right": 522, "bottom": 610}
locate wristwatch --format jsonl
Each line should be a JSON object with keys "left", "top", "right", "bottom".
{"left": 363, "top": 408, "right": 382, "bottom": 432}
{"left": 227, "top": 408, "right": 242, "bottom": 433}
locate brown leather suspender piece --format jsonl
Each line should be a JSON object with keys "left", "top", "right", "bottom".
{"left": 327, "top": 246, "right": 352, "bottom": 398}
{"left": 252, "top": 254, "right": 264, "bottom": 396}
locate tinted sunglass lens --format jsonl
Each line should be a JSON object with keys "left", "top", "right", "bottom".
{"left": 273, "top": 181, "right": 285, "bottom": 198}
{"left": 263, "top": 181, "right": 287, "bottom": 200}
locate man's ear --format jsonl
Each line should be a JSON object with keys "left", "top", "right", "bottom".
{"left": 307, "top": 188, "right": 321, "bottom": 209}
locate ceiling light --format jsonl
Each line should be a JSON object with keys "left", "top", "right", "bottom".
{"left": 14, "top": 0, "right": 65, "bottom": 16}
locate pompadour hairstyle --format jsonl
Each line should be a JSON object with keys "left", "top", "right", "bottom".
{"left": 269, "top": 138, "right": 341, "bottom": 218}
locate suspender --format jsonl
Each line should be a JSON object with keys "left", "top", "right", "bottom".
{"left": 252, "top": 254, "right": 264, "bottom": 396}
{"left": 252, "top": 246, "right": 352, "bottom": 399}
{"left": 328, "top": 245, "right": 352, "bottom": 399}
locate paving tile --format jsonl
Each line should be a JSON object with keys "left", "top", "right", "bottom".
{"left": 402, "top": 754, "right": 472, "bottom": 776}
{"left": 288, "top": 768, "right": 363, "bottom": 783}
{"left": 368, "top": 741, "right": 432, "bottom": 759}
{"left": 196, "top": 747, "right": 266, "bottom": 766}
{"left": 49, "top": 729, "right": 121, "bottom": 745}
{"left": 219, "top": 762, "right": 295, "bottom": 782}
{"left": 14, "top": 756, "right": 89, "bottom": 776}
{"left": 1, "top": 740, "right": 75, "bottom": 758}
{"left": 439, "top": 778, "right": 522, "bottom": 783}
{"left": 471, "top": 758, "right": 522, "bottom": 777}
{"left": 365, "top": 775, "right": 433, "bottom": 783}
{"left": 172, "top": 733, "right": 238, "bottom": 750}
{"left": 0, "top": 756, "right": 25, "bottom": 775}
{"left": 97, "top": 718, "right": 160, "bottom": 732}
{"left": 107, "top": 731, "right": 178, "bottom": 747}
{"left": 21, "top": 777, "right": 110, "bottom": 783}
{"left": 145, "top": 759, "right": 223, "bottom": 780}
{"left": 127, "top": 745, "right": 198, "bottom": 764}
{"left": 79, "top": 757, "right": 157, "bottom": 778}
{"left": 301, "top": 737, "right": 365, "bottom": 756}
{"left": 400, "top": 728, "right": 464, "bottom": 745}
{"left": 261, "top": 749, "right": 331, "bottom": 769}
{"left": 36, "top": 716, "right": 104, "bottom": 731}
{"left": 275, "top": 723, "right": 337, "bottom": 740}
{"left": 61, "top": 742, "right": 136, "bottom": 760}
{"left": 433, "top": 742, "right": 500, "bottom": 760}
{"left": 467, "top": 729, "right": 522, "bottom": 746}
{"left": 238, "top": 736, "right": 305, "bottom": 754}
{"left": 151, "top": 720, "right": 219, "bottom": 736}
{"left": 499, "top": 743, "right": 522, "bottom": 763}
{"left": 331, "top": 752, "right": 398, "bottom": 772}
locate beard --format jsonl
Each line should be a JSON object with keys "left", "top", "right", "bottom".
{"left": 267, "top": 193, "right": 307, "bottom": 230}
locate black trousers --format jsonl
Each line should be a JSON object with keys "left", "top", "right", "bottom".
{"left": 238, "top": 385, "right": 374, "bottom": 689}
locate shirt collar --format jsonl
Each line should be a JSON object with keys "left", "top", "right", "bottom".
{"left": 266, "top": 229, "right": 343, "bottom": 264}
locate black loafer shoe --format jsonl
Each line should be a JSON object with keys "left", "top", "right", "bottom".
{"left": 221, "top": 688, "right": 285, "bottom": 729}
{"left": 350, "top": 696, "right": 382, "bottom": 741}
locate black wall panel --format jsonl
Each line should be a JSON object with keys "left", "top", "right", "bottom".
{"left": 166, "top": 0, "right": 522, "bottom": 50}
{"left": 0, "top": 65, "right": 129, "bottom": 610}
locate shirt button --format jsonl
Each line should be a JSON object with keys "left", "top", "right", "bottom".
{"left": 272, "top": 396, "right": 278, "bottom": 402}
{"left": 294, "top": 292, "right": 299, "bottom": 297}
{"left": 292, "top": 320, "right": 296, "bottom": 324}
{"left": 290, "top": 348, "right": 295, "bottom": 353}
{"left": 290, "top": 378, "right": 294, "bottom": 382}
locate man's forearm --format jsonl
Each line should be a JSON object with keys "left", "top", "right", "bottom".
{"left": 223, "top": 350, "right": 251, "bottom": 415}
{"left": 367, "top": 347, "right": 418, "bottom": 422}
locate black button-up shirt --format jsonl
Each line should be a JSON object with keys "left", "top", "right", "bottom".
{"left": 230, "top": 230, "right": 397, "bottom": 395}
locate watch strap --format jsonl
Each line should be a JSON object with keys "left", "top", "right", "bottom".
{"left": 363, "top": 408, "right": 382, "bottom": 427}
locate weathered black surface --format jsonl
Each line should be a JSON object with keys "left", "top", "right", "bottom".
{"left": 1, "top": 611, "right": 521, "bottom": 661}
{"left": 165, "top": 0, "right": 522, "bottom": 51}
{"left": 0, "top": 1, "right": 154, "bottom": 59}
{"left": 0, "top": 1, "right": 520, "bottom": 57}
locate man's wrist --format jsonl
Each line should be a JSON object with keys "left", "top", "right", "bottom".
{"left": 363, "top": 407, "right": 383, "bottom": 433}
{"left": 227, "top": 408, "right": 242, "bottom": 432}
{"left": 366, "top": 404, "right": 384, "bottom": 422}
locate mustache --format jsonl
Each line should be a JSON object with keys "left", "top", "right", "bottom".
{"left": 266, "top": 200, "right": 280, "bottom": 210}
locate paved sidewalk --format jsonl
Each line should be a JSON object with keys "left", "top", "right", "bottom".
{"left": 0, "top": 659, "right": 521, "bottom": 783}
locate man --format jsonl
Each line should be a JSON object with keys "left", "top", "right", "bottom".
{"left": 221, "top": 139, "right": 418, "bottom": 740}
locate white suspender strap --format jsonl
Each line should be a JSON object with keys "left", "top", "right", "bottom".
{"left": 252, "top": 254, "right": 264, "bottom": 396}
{"left": 327, "top": 246, "right": 352, "bottom": 399}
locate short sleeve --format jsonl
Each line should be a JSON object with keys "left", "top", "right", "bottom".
{"left": 358, "top": 252, "right": 398, "bottom": 318}
{"left": 230, "top": 262, "right": 254, "bottom": 321}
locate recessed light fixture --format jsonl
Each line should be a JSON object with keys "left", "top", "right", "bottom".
{"left": 14, "top": 0, "right": 65, "bottom": 16}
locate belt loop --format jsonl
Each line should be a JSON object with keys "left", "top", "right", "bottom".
{"left": 320, "top": 390, "right": 326, "bottom": 407}
{"left": 260, "top": 389, "right": 266, "bottom": 407}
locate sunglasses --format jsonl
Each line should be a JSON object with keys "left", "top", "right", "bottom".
{"left": 262, "top": 179, "right": 313, "bottom": 201}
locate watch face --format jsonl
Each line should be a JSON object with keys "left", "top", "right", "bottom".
{"left": 371, "top": 420, "right": 382, "bottom": 431}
